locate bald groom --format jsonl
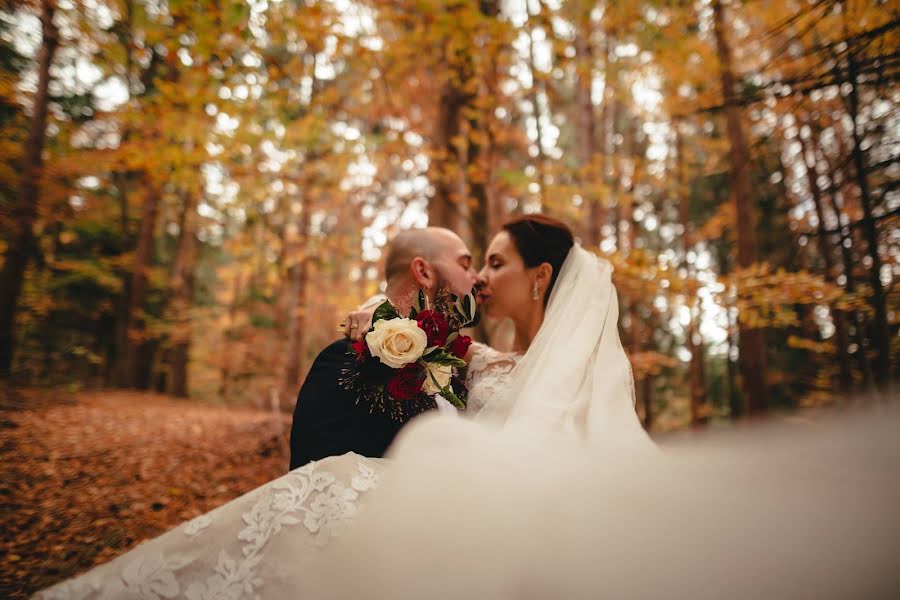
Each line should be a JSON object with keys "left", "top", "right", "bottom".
{"left": 289, "top": 227, "right": 478, "bottom": 470}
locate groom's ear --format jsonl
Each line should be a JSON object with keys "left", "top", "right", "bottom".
{"left": 410, "top": 257, "right": 435, "bottom": 289}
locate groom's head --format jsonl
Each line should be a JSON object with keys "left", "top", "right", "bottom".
{"left": 384, "top": 227, "right": 477, "bottom": 299}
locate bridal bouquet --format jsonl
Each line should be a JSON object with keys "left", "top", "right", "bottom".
{"left": 340, "top": 289, "right": 478, "bottom": 421}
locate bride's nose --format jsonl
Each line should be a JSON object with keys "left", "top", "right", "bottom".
{"left": 476, "top": 265, "right": 488, "bottom": 283}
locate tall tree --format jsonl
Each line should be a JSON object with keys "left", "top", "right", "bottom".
{"left": 464, "top": 0, "right": 500, "bottom": 254}
{"left": 676, "top": 125, "right": 709, "bottom": 425}
{"left": 120, "top": 180, "right": 161, "bottom": 388}
{"left": 281, "top": 194, "right": 312, "bottom": 407}
{"left": 167, "top": 191, "right": 199, "bottom": 397}
{"left": 796, "top": 124, "right": 852, "bottom": 392}
{"left": 525, "top": 0, "right": 549, "bottom": 205}
{"left": 711, "top": 0, "right": 768, "bottom": 415}
{"left": 0, "top": 0, "right": 58, "bottom": 377}
{"left": 573, "top": 4, "right": 599, "bottom": 245}
{"left": 840, "top": 15, "right": 890, "bottom": 390}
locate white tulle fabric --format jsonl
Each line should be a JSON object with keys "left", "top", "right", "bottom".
{"left": 309, "top": 407, "right": 900, "bottom": 600}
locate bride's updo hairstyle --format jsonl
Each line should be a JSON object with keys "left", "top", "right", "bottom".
{"left": 501, "top": 214, "right": 574, "bottom": 306}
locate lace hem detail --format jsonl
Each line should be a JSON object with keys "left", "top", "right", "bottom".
{"left": 35, "top": 458, "right": 383, "bottom": 600}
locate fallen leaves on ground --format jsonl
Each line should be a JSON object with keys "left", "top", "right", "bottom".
{"left": 0, "top": 388, "right": 292, "bottom": 599}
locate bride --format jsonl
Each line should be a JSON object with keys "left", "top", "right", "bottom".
{"left": 36, "top": 215, "right": 649, "bottom": 599}
{"left": 34, "top": 216, "right": 897, "bottom": 599}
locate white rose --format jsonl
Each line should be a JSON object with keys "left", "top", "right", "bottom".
{"left": 365, "top": 317, "right": 428, "bottom": 369}
{"left": 422, "top": 362, "right": 453, "bottom": 395}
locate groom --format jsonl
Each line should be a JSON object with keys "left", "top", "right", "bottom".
{"left": 289, "top": 227, "right": 478, "bottom": 470}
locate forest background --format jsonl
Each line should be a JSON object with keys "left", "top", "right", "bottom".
{"left": 1, "top": 0, "right": 897, "bottom": 430}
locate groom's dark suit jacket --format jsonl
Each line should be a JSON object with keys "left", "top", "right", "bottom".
{"left": 289, "top": 339, "right": 404, "bottom": 470}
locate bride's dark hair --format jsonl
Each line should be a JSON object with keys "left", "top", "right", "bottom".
{"left": 501, "top": 214, "right": 575, "bottom": 305}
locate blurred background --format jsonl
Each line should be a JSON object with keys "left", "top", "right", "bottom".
{"left": 0, "top": 0, "right": 897, "bottom": 428}
{"left": 1, "top": 2, "right": 898, "bottom": 596}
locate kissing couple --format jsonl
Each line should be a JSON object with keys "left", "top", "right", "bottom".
{"left": 36, "top": 214, "right": 897, "bottom": 599}
{"left": 289, "top": 213, "right": 644, "bottom": 470}
{"left": 38, "top": 214, "right": 649, "bottom": 598}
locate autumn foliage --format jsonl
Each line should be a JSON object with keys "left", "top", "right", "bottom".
{"left": 0, "top": 1, "right": 896, "bottom": 428}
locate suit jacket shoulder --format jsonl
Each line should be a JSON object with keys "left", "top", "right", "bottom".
{"left": 289, "top": 338, "right": 401, "bottom": 470}
{"left": 304, "top": 339, "right": 353, "bottom": 390}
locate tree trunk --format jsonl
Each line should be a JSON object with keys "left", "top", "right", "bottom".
{"left": 715, "top": 243, "right": 741, "bottom": 418}
{"left": 431, "top": 2, "right": 498, "bottom": 231}
{"left": 282, "top": 257, "right": 309, "bottom": 407}
{"left": 0, "top": 0, "right": 58, "bottom": 378}
{"left": 844, "top": 46, "right": 890, "bottom": 391}
{"left": 816, "top": 123, "right": 875, "bottom": 390}
{"left": 466, "top": 123, "right": 492, "bottom": 257}
{"left": 109, "top": 176, "right": 131, "bottom": 387}
{"left": 167, "top": 193, "right": 198, "bottom": 398}
{"left": 596, "top": 27, "right": 619, "bottom": 250}
{"left": 107, "top": 2, "right": 138, "bottom": 384}
{"left": 798, "top": 131, "right": 852, "bottom": 392}
{"left": 525, "top": 0, "right": 548, "bottom": 206}
{"left": 712, "top": 0, "right": 767, "bottom": 415}
{"left": 282, "top": 203, "right": 312, "bottom": 409}
{"left": 574, "top": 19, "right": 595, "bottom": 173}
{"left": 575, "top": 17, "right": 599, "bottom": 245}
{"left": 637, "top": 303, "right": 660, "bottom": 432}
{"left": 676, "top": 127, "right": 708, "bottom": 426}
{"left": 430, "top": 84, "right": 466, "bottom": 228}
{"left": 464, "top": 0, "right": 499, "bottom": 256}
{"left": 219, "top": 272, "right": 243, "bottom": 400}
{"left": 120, "top": 182, "right": 161, "bottom": 388}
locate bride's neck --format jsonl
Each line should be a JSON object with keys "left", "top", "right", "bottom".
{"left": 510, "top": 306, "right": 544, "bottom": 354}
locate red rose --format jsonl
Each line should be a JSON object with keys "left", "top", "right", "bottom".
{"left": 448, "top": 334, "right": 472, "bottom": 359}
{"left": 415, "top": 310, "right": 449, "bottom": 347}
{"left": 386, "top": 364, "right": 426, "bottom": 401}
{"left": 350, "top": 339, "right": 369, "bottom": 362}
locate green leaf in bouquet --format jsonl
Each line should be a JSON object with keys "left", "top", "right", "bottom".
{"left": 451, "top": 296, "right": 466, "bottom": 323}
{"left": 372, "top": 300, "right": 400, "bottom": 323}
{"left": 422, "top": 345, "right": 439, "bottom": 357}
{"left": 464, "top": 292, "right": 475, "bottom": 322}
{"left": 452, "top": 290, "right": 478, "bottom": 326}
{"left": 446, "top": 331, "right": 459, "bottom": 344}
{"left": 423, "top": 350, "right": 467, "bottom": 368}
{"left": 412, "top": 289, "right": 427, "bottom": 313}
{"left": 437, "top": 384, "right": 466, "bottom": 410}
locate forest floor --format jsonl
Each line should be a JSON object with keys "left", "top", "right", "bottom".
{"left": 0, "top": 387, "right": 292, "bottom": 599}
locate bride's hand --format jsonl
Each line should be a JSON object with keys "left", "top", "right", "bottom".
{"left": 340, "top": 295, "right": 385, "bottom": 342}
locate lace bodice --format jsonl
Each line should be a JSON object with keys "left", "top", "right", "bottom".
{"left": 464, "top": 342, "right": 522, "bottom": 417}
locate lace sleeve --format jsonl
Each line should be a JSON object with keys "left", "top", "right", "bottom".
{"left": 464, "top": 342, "right": 521, "bottom": 417}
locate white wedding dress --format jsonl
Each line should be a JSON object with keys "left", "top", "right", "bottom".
{"left": 33, "top": 339, "right": 531, "bottom": 600}
{"left": 34, "top": 247, "right": 899, "bottom": 599}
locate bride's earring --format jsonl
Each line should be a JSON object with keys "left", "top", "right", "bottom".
{"left": 532, "top": 281, "right": 540, "bottom": 301}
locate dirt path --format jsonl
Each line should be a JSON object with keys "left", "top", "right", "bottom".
{"left": 0, "top": 388, "right": 291, "bottom": 599}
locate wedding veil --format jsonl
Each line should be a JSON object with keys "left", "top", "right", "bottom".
{"left": 477, "top": 244, "right": 649, "bottom": 446}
